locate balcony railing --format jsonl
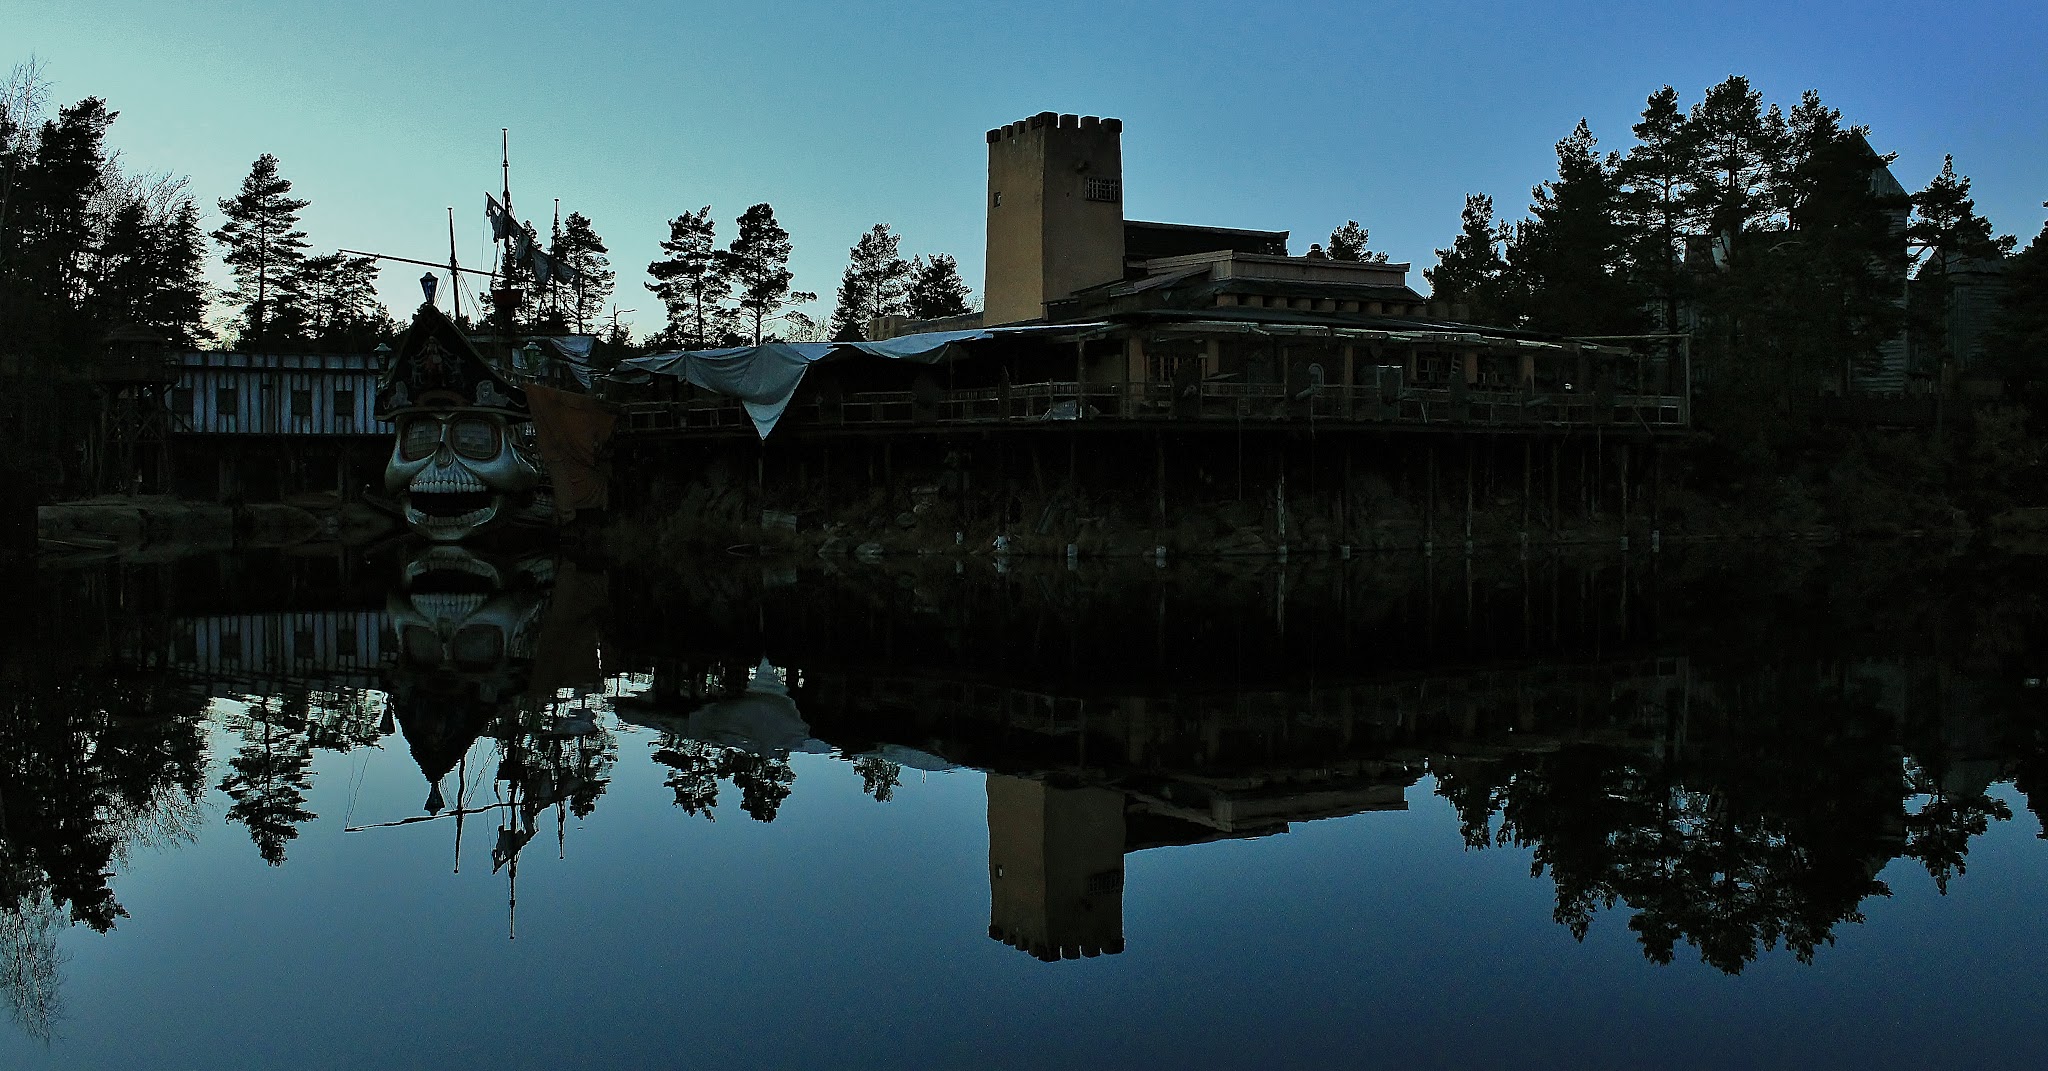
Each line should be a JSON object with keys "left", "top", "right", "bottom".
{"left": 618, "top": 378, "right": 1690, "bottom": 435}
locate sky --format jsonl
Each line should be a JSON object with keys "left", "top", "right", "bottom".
{"left": 9, "top": 0, "right": 2047, "bottom": 338}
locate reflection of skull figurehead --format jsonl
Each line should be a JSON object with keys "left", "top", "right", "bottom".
{"left": 384, "top": 544, "right": 554, "bottom": 812}
{"left": 376, "top": 304, "right": 541, "bottom": 542}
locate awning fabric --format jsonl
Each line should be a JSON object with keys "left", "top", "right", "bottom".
{"left": 615, "top": 324, "right": 1103, "bottom": 438}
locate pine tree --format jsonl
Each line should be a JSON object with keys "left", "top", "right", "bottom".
{"left": 1731, "top": 105, "right": 1909, "bottom": 393}
{"left": 1425, "top": 194, "right": 1508, "bottom": 323}
{"left": 3, "top": 96, "right": 115, "bottom": 347}
{"left": 715, "top": 203, "right": 815, "bottom": 345}
{"left": 287, "top": 252, "right": 391, "bottom": 351}
{"left": 550, "top": 211, "right": 614, "bottom": 334}
{"left": 86, "top": 191, "right": 209, "bottom": 345}
{"left": 1326, "top": 220, "right": 1389, "bottom": 263}
{"left": 1984, "top": 207, "right": 2048, "bottom": 382}
{"left": 906, "top": 253, "right": 973, "bottom": 320}
{"left": 829, "top": 223, "right": 911, "bottom": 339}
{"left": 1618, "top": 86, "right": 1698, "bottom": 337}
{"left": 1685, "top": 76, "right": 1788, "bottom": 238}
{"left": 1906, "top": 155, "right": 2016, "bottom": 370}
{"left": 646, "top": 206, "right": 734, "bottom": 348}
{"left": 1501, "top": 120, "right": 1644, "bottom": 335}
{"left": 212, "top": 153, "right": 308, "bottom": 348}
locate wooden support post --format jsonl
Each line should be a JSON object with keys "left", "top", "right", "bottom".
{"left": 1342, "top": 343, "right": 1356, "bottom": 420}
{"left": 1522, "top": 438, "right": 1532, "bottom": 533}
{"left": 1342, "top": 442, "right": 1354, "bottom": 544}
{"left": 1652, "top": 443, "right": 1663, "bottom": 530}
{"left": 1155, "top": 432, "right": 1166, "bottom": 526}
{"left": 1620, "top": 442, "right": 1632, "bottom": 536}
{"left": 1464, "top": 436, "right": 1474, "bottom": 550}
{"left": 1550, "top": 440, "right": 1561, "bottom": 532}
{"left": 1426, "top": 443, "right": 1437, "bottom": 549}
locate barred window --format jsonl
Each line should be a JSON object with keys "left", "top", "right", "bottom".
{"left": 1085, "top": 177, "right": 1120, "bottom": 203}
{"left": 291, "top": 389, "right": 313, "bottom": 418}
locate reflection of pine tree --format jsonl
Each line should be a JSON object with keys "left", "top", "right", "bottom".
{"left": 567, "top": 730, "right": 615, "bottom": 820}
{"left": 1443, "top": 678, "right": 1914, "bottom": 974}
{"left": 1902, "top": 778, "right": 2011, "bottom": 895}
{"left": 853, "top": 756, "right": 901, "bottom": 803}
{"left": 303, "top": 689, "right": 388, "bottom": 753}
{"left": 651, "top": 736, "right": 721, "bottom": 818}
{"left": 720, "top": 752, "right": 795, "bottom": 823}
{"left": 217, "top": 708, "right": 316, "bottom": 866}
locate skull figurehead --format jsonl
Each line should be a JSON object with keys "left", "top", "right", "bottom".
{"left": 376, "top": 304, "right": 541, "bottom": 541}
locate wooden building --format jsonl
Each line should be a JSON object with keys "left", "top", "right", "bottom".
{"left": 166, "top": 349, "right": 391, "bottom": 502}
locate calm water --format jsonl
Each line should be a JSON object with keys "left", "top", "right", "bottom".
{"left": 5, "top": 545, "right": 2048, "bottom": 1069}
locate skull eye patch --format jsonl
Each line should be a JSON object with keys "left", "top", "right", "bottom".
{"left": 450, "top": 418, "right": 499, "bottom": 460}
{"left": 400, "top": 419, "right": 441, "bottom": 461}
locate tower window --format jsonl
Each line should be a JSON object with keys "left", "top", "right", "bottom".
{"left": 991, "top": 191, "right": 1002, "bottom": 207}
{"left": 1085, "top": 178, "right": 1121, "bottom": 203}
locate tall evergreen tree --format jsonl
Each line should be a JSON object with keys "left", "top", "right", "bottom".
{"left": 829, "top": 223, "right": 910, "bottom": 338}
{"left": 1907, "top": 155, "right": 2015, "bottom": 369}
{"left": 2, "top": 96, "right": 115, "bottom": 348}
{"left": 212, "top": 153, "right": 308, "bottom": 348}
{"left": 1426, "top": 194, "right": 1508, "bottom": 322}
{"left": 88, "top": 193, "right": 210, "bottom": 345}
{"left": 1712, "top": 102, "right": 1909, "bottom": 396}
{"left": 715, "top": 203, "right": 814, "bottom": 345}
{"left": 1618, "top": 86, "right": 1699, "bottom": 338}
{"left": 1685, "top": 76, "right": 1787, "bottom": 237}
{"left": 1501, "top": 120, "right": 1644, "bottom": 335}
{"left": 1985, "top": 207, "right": 2048, "bottom": 382}
{"left": 1326, "top": 220, "right": 1389, "bottom": 263}
{"left": 646, "top": 206, "right": 734, "bottom": 348}
{"left": 549, "top": 210, "right": 614, "bottom": 334}
{"left": 286, "top": 252, "right": 392, "bottom": 351}
{"left": 906, "top": 253, "right": 973, "bottom": 320}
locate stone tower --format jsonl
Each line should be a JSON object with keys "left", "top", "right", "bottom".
{"left": 984, "top": 112, "right": 1125, "bottom": 326}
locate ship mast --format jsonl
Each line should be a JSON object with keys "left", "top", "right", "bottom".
{"left": 446, "top": 206, "right": 461, "bottom": 321}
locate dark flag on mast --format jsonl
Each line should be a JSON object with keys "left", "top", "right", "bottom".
{"left": 486, "top": 194, "right": 516, "bottom": 241}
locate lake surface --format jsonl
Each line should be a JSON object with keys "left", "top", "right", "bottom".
{"left": 5, "top": 544, "right": 2048, "bottom": 1069}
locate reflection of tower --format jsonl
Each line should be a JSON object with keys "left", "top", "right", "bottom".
{"left": 986, "top": 775, "right": 1125, "bottom": 961}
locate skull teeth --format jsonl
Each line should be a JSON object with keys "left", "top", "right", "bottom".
{"left": 409, "top": 464, "right": 490, "bottom": 495}
{"left": 404, "top": 503, "right": 501, "bottom": 540}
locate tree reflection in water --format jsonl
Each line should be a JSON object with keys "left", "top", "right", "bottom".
{"left": 6, "top": 543, "right": 2048, "bottom": 1026}
{"left": 0, "top": 663, "right": 208, "bottom": 1038}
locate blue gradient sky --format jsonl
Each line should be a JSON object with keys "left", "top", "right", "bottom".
{"left": 12, "top": 0, "right": 2047, "bottom": 336}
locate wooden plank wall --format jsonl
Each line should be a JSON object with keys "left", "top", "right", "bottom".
{"left": 172, "top": 352, "right": 392, "bottom": 437}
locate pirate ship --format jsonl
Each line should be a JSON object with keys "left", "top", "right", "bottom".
{"left": 366, "top": 133, "right": 617, "bottom": 543}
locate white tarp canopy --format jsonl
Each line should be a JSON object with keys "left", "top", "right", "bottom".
{"left": 615, "top": 324, "right": 1104, "bottom": 438}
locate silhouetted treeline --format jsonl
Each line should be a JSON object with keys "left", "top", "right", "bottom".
{"left": 1426, "top": 75, "right": 2048, "bottom": 521}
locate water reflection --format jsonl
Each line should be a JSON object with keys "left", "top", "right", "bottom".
{"left": 6, "top": 544, "right": 2048, "bottom": 1043}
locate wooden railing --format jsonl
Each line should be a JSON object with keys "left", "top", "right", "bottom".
{"left": 619, "top": 378, "right": 1690, "bottom": 435}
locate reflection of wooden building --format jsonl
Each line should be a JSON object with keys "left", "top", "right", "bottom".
{"left": 166, "top": 350, "right": 391, "bottom": 502}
